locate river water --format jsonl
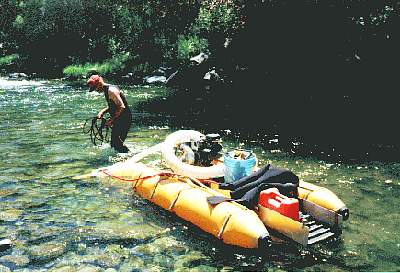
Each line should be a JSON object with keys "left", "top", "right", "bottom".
{"left": 0, "top": 79, "right": 399, "bottom": 272}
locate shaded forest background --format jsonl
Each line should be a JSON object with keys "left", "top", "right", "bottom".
{"left": 1, "top": 0, "right": 399, "bottom": 161}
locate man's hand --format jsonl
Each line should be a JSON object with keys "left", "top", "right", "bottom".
{"left": 97, "top": 107, "right": 109, "bottom": 119}
{"left": 105, "top": 118, "right": 113, "bottom": 127}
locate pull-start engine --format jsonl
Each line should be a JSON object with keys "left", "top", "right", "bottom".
{"left": 177, "top": 133, "right": 223, "bottom": 166}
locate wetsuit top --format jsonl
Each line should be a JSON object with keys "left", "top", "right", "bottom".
{"left": 103, "top": 84, "right": 131, "bottom": 118}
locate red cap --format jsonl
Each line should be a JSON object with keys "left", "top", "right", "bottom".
{"left": 87, "top": 75, "right": 102, "bottom": 92}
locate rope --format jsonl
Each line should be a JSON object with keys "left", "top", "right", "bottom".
{"left": 100, "top": 169, "right": 174, "bottom": 183}
{"left": 99, "top": 168, "right": 213, "bottom": 188}
{"left": 83, "top": 116, "right": 110, "bottom": 146}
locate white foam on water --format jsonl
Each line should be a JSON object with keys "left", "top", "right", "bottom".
{"left": 0, "top": 77, "right": 46, "bottom": 89}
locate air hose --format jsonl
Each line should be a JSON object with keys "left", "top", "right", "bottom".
{"left": 83, "top": 116, "right": 110, "bottom": 146}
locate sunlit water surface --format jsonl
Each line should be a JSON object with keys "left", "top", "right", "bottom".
{"left": 0, "top": 79, "right": 399, "bottom": 272}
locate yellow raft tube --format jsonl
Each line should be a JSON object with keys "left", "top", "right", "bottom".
{"left": 102, "top": 162, "right": 272, "bottom": 250}
{"left": 95, "top": 161, "right": 349, "bottom": 248}
{"left": 256, "top": 181, "right": 349, "bottom": 246}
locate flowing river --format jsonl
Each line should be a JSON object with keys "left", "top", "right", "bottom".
{"left": 0, "top": 78, "right": 399, "bottom": 272}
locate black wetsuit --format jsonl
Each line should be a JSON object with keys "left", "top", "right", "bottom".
{"left": 104, "top": 85, "right": 132, "bottom": 153}
{"left": 220, "top": 164, "right": 299, "bottom": 209}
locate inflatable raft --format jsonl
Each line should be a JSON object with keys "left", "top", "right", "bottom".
{"left": 101, "top": 163, "right": 271, "bottom": 249}
{"left": 88, "top": 130, "right": 349, "bottom": 250}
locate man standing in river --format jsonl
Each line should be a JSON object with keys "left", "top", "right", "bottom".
{"left": 87, "top": 74, "right": 132, "bottom": 153}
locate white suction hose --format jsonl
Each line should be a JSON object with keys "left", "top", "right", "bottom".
{"left": 76, "top": 130, "right": 224, "bottom": 180}
{"left": 125, "top": 143, "right": 163, "bottom": 164}
{"left": 161, "top": 130, "right": 224, "bottom": 179}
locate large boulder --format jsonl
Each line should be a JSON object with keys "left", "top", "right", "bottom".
{"left": 190, "top": 52, "right": 209, "bottom": 65}
{"left": 8, "top": 73, "right": 28, "bottom": 80}
{"left": 143, "top": 75, "right": 167, "bottom": 85}
{"left": 203, "top": 69, "right": 221, "bottom": 82}
{"left": 142, "top": 66, "right": 174, "bottom": 85}
{"left": 166, "top": 52, "right": 211, "bottom": 89}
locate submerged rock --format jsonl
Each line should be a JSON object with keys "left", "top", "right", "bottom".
{"left": 50, "top": 251, "right": 84, "bottom": 268}
{"left": 0, "top": 209, "right": 23, "bottom": 221}
{"left": 221, "top": 266, "right": 235, "bottom": 271}
{"left": 173, "top": 251, "right": 208, "bottom": 271}
{"left": 133, "top": 236, "right": 187, "bottom": 256}
{"left": 25, "top": 225, "right": 66, "bottom": 245}
{"left": 105, "top": 244, "right": 130, "bottom": 258}
{"left": 76, "top": 243, "right": 87, "bottom": 254}
{"left": 190, "top": 265, "right": 218, "bottom": 271}
{"left": 0, "top": 265, "right": 11, "bottom": 272}
{"left": 0, "top": 254, "right": 30, "bottom": 268}
{"left": 0, "top": 189, "right": 18, "bottom": 197}
{"left": 152, "top": 253, "right": 173, "bottom": 269}
{"left": 146, "top": 265, "right": 164, "bottom": 272}
{"left": 76, "top": 264, "right": 104, "bottom": 272}
{"left": 93, "top": 254, "right": 122, "bottom": 268}
{"left": 50, "top": 265, "right": 76, "bottom": 272}
{"left": 118, "top": 256, "right": 144, "bottom": 272}
{"left": 132, "top": 243, "right": 158, "bottom": 256}
{"left": 28, "top": 242, "right": 66, "bottom": 262}
{"left": 78, "top": 221, "right": 158, "bottom": 244}
{"left": 66, "top": 246, "right": 126, "bottom": 268}
{"left": 0, "top": 226, "right": 6, "bottom": 234}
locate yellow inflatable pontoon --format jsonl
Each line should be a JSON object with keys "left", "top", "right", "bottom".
{"left": 83, "top": 130, "right": 349, "bottom": 249}
{"left": 102, "top": 163, "right": 272, "bottom": 250}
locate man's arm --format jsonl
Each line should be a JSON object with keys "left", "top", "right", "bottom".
{"left": 108, "top": 86, "right": 126, "bottom": 121}
{"left": 97, "top": 107, "right": 109, "bottom": 118}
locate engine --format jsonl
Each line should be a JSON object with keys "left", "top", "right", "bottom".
{"left": 178, "top": 133, "right": 223, "bottom": 166}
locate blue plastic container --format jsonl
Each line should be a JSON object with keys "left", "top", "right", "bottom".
{"left": 223, "top": 150, "right": 257, "bottom": 183}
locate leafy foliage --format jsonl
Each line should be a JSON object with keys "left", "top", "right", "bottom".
{"left": 0, "top": 54, "right": 19, "bottom": 66}
{"left": 1, "top": 0, "right": 399, "bottom": 88}
{"left": 194, "top": 0, "right": 244, "bottom": 37}
{"left": 177, "top": 35, "right": 208, "bottom": 64}
{"left": 0, "top": 54, "right": 20, "bottom": 72}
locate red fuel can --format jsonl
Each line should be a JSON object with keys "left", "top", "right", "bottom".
{"left": 258, "top": 188, "right": 300, "bottom": 221}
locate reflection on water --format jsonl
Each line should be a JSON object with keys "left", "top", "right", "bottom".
{"left": 0, "top": 79, "right": 399, "bottom": 271}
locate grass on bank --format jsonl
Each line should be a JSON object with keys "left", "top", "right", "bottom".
{"left": 0, "top": 54, "right": 20, "bottom": 72}
{"left": 63, "top": 53, "right": 131, "bottom": 79}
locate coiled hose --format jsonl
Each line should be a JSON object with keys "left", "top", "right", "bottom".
{"left": 83, "top": 116, "right": 110, "bottom": 146}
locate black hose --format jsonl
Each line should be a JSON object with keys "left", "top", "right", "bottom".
{"left": 83, "top": 116, "right": 110, "bottom": 146}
